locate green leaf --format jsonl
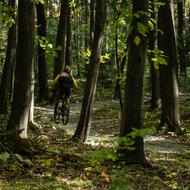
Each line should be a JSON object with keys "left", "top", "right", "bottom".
{"left": 0, "top": 152, "right": 10, "bottom": 163}
{"left": 137, "top": 22, "right": 148, "bottom": 36}
{"left": 134, "top": 36, "right": 141, "bottom": 46}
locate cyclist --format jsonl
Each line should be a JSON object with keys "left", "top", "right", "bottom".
{"left": 51, "top": 65, "right": 78, "bottom": 101}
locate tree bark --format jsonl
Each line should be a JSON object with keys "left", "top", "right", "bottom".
{"left": 0, "top": 0, "right": 16, "bottom": 114}
{"left": 36, "top": 2, "right": 48, "bottom": 100}
{"left": 120, "top": 0, "right": 148, "bottom": 165}
{"left": 65, "top": 5, "right": 72, "bottom": 66}
{"left": 148, "top": 0, "right": 160, "bottom": 110}
{"left": 90, "top": 0, "right": 95, "bottom": 49}
{"left": 53, "top": 0, "right": 68, "bottom": 78}
{"left": 158, "top": 0, "right": 181, "bottom": 132}
{"left": 72, "top": 0, "right": 106, "bottom": 142}
{"left": 7, "top": 0, "right": 35, "bottom": 141}
{"left": 177, "top": 0, "right": 187, "bottom": 77}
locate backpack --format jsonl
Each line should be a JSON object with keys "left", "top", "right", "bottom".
{"left": 58, "top": 74, "right": 73, "bottom": 89}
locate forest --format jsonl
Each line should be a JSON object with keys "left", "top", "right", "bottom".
{"left": 0, "top": 0, "right": 190, "bottom": 189}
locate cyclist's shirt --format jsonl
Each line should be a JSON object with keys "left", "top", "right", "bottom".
{"left": 51, "top": 72, "right": 78, "bottom": 99}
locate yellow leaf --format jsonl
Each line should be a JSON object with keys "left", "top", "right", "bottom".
{"left": 154, "top": 61, "right": 159, "bottom": 70}
{"left": 134, "top": 36, "right": 141, "bottom": 46}
{"left": 101, "top": 170, "right": 110, "bottom": 182}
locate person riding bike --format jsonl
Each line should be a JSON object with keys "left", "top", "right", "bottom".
{"left": 51, "top": 65, "right": 78, "bottom": 101}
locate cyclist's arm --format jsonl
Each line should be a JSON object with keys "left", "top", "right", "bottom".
{"left": 50, "top": 74, "right": 60, "bottom": 90}
{"left": 72, "top": 78, "right": 78, "bottom": 89}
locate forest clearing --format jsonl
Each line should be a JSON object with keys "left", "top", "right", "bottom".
{"left": 1, "top": 0, "right": 190, "bottom": 189}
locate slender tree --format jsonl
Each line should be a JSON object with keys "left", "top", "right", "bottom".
{"left": 148, "top": 0, "right": 160, "bottom": 110}
{"left": 158, "top": 0, "right": 181, "bottom": 131}
{"left": 53, "top": 0, "right": 68, "bottom": 78}
{"left": 120, "top": 0, "right": 148, "bottom": 165}
{"left": 65, "top": 4, "right": 72, "bottom": 66}
{"left": 90, "top": 0, "right": 95, "bottom": 48}
{"left": 0, "top": 0, "right": 16, "bottom": 114}
{"left": 72, "top": 0, "right": 106, "bottom": 142}
{"left": 36, "top": 1, "right": 48, "bottom": 100}
{"left": 7, "top": 0, "right": 35, "bottom": 143}
{"left": 177, "top": 0, "right": 187, "bottom": 77}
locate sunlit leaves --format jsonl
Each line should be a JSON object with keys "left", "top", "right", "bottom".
{"left": 134, "top": 36, "right": 141, "bottom": 46}
{"left": 147, "top": 48, "right": 168, "bottom": 69}
{"left": 82, "top": 49, "right": 110, "bottom": 64}
{"left": 35, "top": 0, "right": 44, "bottom": 4}
{"left": 0, "top": 2, "right": 16, "bottom": 28}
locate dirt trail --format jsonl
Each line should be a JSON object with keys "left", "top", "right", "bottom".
{"left": 35, "top": 100, "right": 190, "bottom": 154}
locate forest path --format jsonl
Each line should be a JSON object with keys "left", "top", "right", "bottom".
{"left": 35, "top": 100, "right": 190, "bottom": 155}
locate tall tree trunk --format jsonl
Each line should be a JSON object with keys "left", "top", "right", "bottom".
{"left": 148, "top": 0, "right": 160, "bottom": 110}
{"left": 36, "top": 2, "right": 48, "bottom": 100}
{"left": 158, "top": 0, "right": 181, "bottom": 132}
{"left": 7, "top": 0, "right": 35, "bottom": 141}
{"left": 84, "top": 0, "right": 89, "bottom": 49}
{"left": 0, "top": 0, "right": 16, "bottom": 114}
{"left": 177, "top": 0, "right": 187, "bottom": 77}
{"left": 120, "top": 0, "right": 148, "bottom": 165}
{"left": 72, "top": 0, "right": 106, "bottom": 142}
{"left": 53, "top": 0, "right": 68, "bottom": 78}
{"left": 114, "top": 28, "right": 123, "bottom": 110}
{"left": 90, "top": 0, "right": 95, "bottom": 49}
{"left": 65, "top": 5, "right": 72, "bottom": 66}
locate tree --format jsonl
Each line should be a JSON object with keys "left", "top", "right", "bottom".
{"left": 89, "top": 0, "right": 95, "bottom": 48}
{"left": 72, "top": 0, "right": 106, "bottom": 142}
{"left": 53, "top": 0, "right": 68, "bottom": 78}
{"left": 0, "top": 0, "right": 16, "bottom": 114}
{"left": 177, "top": 0, "right": 187, "bottom": 77}
{"left": 148, "top": 0, "right": 160, "bottom": 110}
{"left": 158, "top": 0, "right": 181, "bottom": 132}
{"left": 7, "top": 0, "right": 35, "bottom": 143}
{"left": 65, "top": 4, "right": 72, "bottom": 66}
{"left": 119, "top": 0, "right": 148, "bottom": 165}
{"left": 36, "top": 1, "right": 48, "bottom": 100}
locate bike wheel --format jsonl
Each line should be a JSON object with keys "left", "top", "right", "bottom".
{"left": 62, "top": 104, "right": 70, "bottom": 125}
{"left": 54, "top": 104, "right": 62, "bottom": 121}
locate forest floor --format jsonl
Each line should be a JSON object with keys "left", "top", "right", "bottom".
{"left": 0, "top": 98, "right": 190, "bottom": 190}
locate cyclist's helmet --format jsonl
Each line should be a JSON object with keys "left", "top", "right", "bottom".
{"left": 63, "top": 65, "right": 71, "bottom": 73}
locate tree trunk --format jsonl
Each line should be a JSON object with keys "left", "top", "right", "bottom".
{"left": 90, "top": 0, "right": 95, "bottom": 49}
{"left": 84, "top": 0, "right": 89, "bottom": 49}
{"left": 65, "top": 5, "right": 72, "bottom": 66}
{"left": 114, "top": 28, "right": 123, "bottom": 110}
{"left": 148, "top": 0, "right": 160, "bottom": 110}
{"left": 120, "top": 0, "right": 148, "bottom": 165}
{"left": 7, "top": 0, "right": 35, "bottom": 141}
{"left": 177, "top": 0, "right": 187, "bottom": 77}
{"left": 158, "top": 0, "right": 181, "bottom": 132}
{"left": 0, "top": 0, "right": 16, "bottom": 114}
{"left": 36, "top": 2, "right": 48, "bottom": 100}
{"left": 72, "top": 0, "right": 106, "bottom": 142}
{"left": 53, "top": 0, "right": 68, "bottom": 78}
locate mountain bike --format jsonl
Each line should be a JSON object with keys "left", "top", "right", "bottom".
{"left": 54, "top": 97, "right": 70, "bottom": 125}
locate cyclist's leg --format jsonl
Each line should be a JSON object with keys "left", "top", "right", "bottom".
{"left": 64, "top": 87, "right": 71, "bottom": 100}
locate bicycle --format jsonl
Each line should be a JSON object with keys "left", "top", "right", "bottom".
{"left": 54, "top": 97, "right": 70, "bottom": 125}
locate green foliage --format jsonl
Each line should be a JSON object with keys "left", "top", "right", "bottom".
{"left": 0, "top": 2, "right": 16, "bottom": 28}
{"left": 147, "top": 48, "right": 168, "bottom": 69}
{"left": 0, "top": 152, "right": 10, "bottom": 163}
{"left": 110, "top": 169, "right": 132, "bottom": 190}
{"left": 35, "top": 0, "right": 44, "bottom": 4}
